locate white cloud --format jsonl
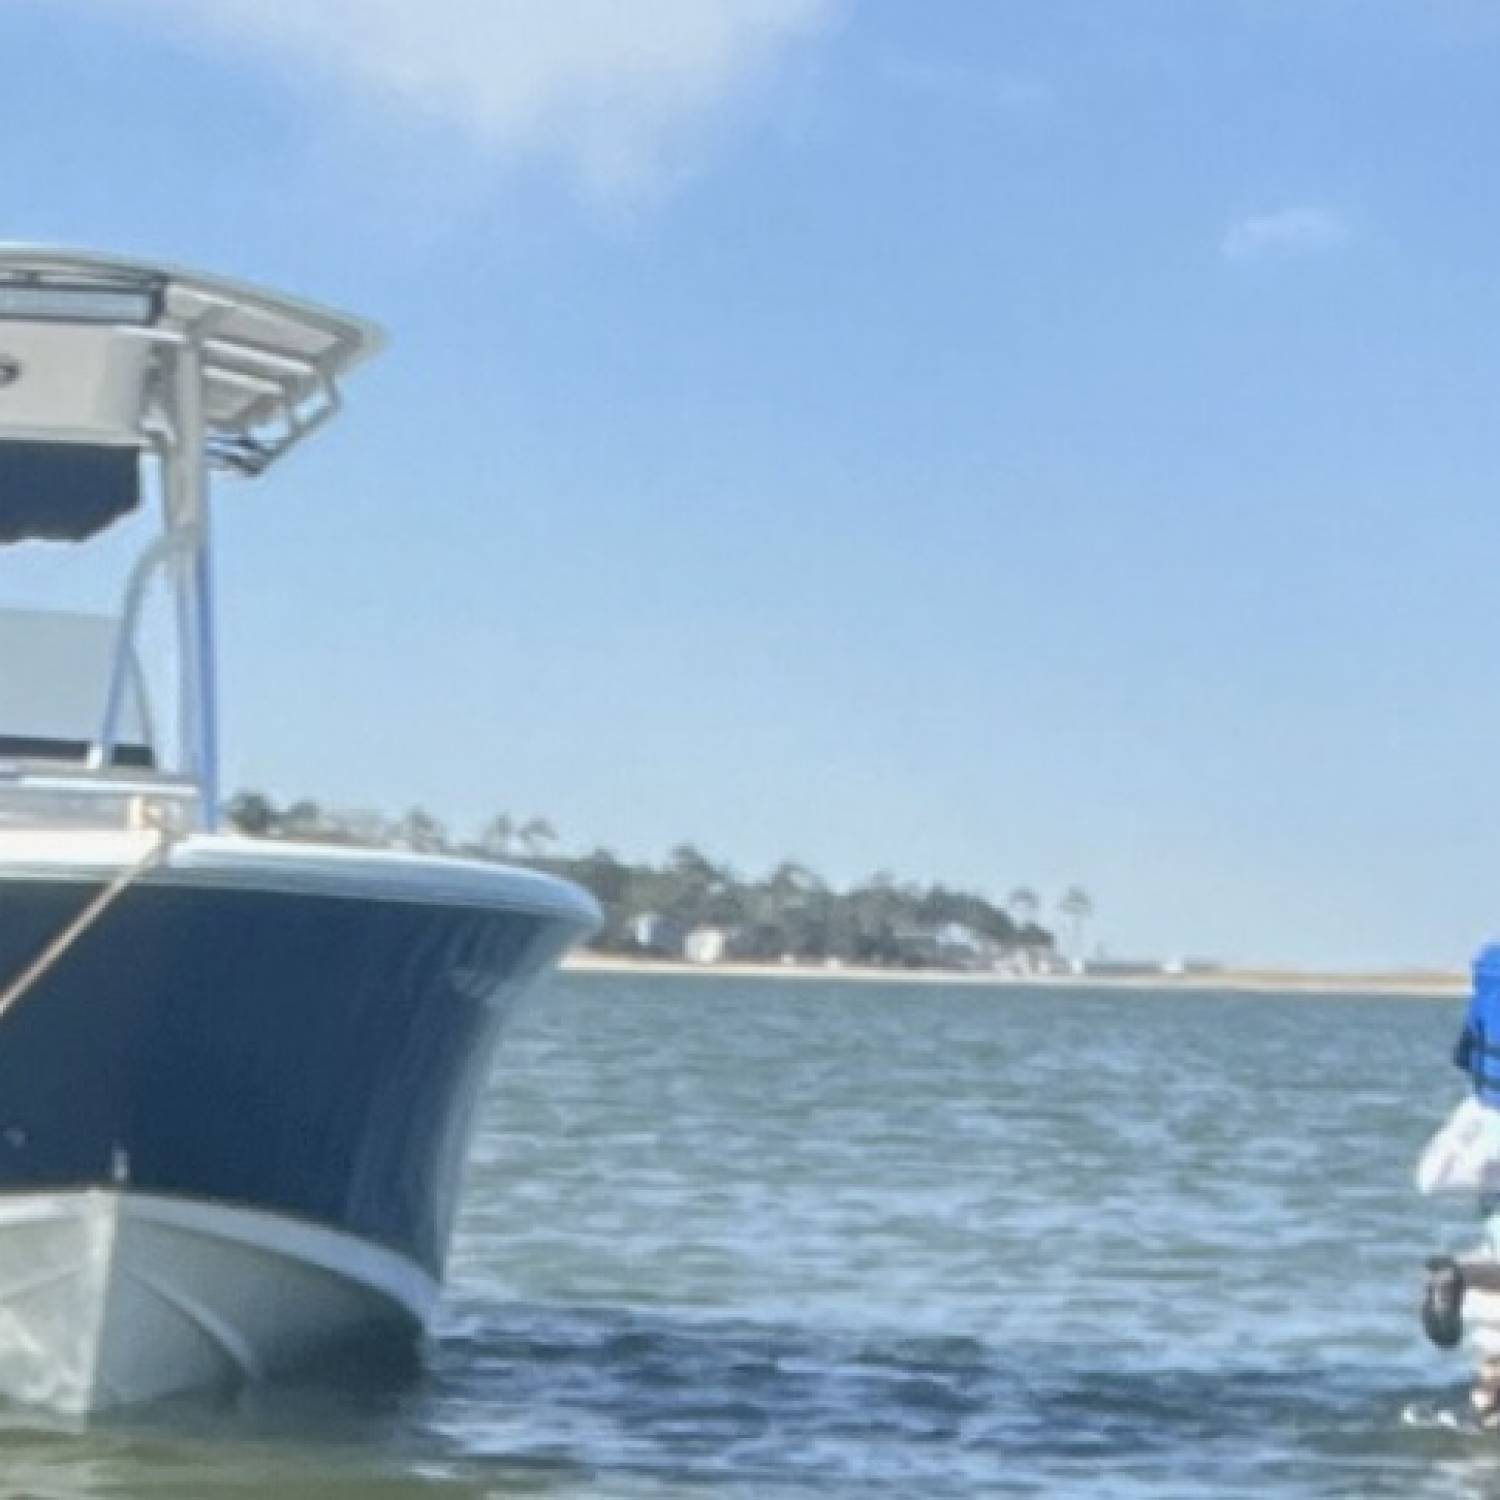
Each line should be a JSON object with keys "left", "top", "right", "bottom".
{"left": 105, "top": 0, "right": 838, "bottom": 201}
{"left": 1221, "top": 206, "right": 1351, "bottom": 264}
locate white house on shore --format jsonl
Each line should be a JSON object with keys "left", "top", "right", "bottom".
{"left": 628, "top": 913, "right": 685, "bottom": 957}
{"left": 685, "top": 926, "right": 731, "bottom": 965}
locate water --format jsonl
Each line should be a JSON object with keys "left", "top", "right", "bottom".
{"left": 3, "top": 974, "right": 1497, "bottom": 1497}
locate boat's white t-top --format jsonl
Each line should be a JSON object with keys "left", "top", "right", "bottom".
{"left": 0, "top": 247, "right": 381, "bottom": 470}
{"left": 0, "top": 248, "right": 383, "bottom": 831}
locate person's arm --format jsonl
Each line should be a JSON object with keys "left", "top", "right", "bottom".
{"left": 1457, "top": 990, "right": 1482, "bottom": 1072}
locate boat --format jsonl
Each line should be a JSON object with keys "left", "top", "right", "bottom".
{"left": 0, "top": 248, "right": 600, "bottom": 1413}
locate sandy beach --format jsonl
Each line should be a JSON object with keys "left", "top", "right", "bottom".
{"left": 561, "top": 950, "right": 1469, "bottom": 999}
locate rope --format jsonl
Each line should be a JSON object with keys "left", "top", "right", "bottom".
{"left": 0, "top": 821, "right": 179, "bottom": 1025}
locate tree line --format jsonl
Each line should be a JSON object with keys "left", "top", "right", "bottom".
{"left": 224, "top": 791, "right": 1093, "bottom": 968}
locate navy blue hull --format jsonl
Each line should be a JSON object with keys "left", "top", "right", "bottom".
{"left": 0, "top": 878, "right": 564, "bottom": 1276}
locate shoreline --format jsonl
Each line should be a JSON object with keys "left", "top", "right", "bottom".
{"left": 561, "top": 951, "right": 1468, "bottom": 999}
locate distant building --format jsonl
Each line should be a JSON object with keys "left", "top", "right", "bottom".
{"left": 997, "top": 946, "right": 1066, "bottom": 977}
{"left": 326, "top": 807, "right": 390, "bottom": 847}
{"left": 1161, "top": 956, "right": 1222, "bottom": 978}
{"left": 1082, "top": 958, "right": 1173, "bottom": 979}
{"left": 889, "top": 923, "right": 1010, "bottom": 971}
{"left": 936, "top": 922, "right": 1009, "bottom": 970}
{"left": 627, "top": 913, "right": 684, "bottom": 958}
{"left": 684, "top": 926, "right": 730, "bottom": 965}
{"left": 891, "top": 926, "right": 940, "bottom": 968}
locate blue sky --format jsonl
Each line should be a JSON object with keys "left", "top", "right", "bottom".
{"left": 4, "top": 0, "right": 1500, "bottom": 967}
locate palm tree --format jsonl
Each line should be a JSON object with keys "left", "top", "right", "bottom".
{"left": 1058, "top": 886, "right": 1094, "bottom": 964}
{"left": 477, "top": 812, "right": 515, "bottom": 860}
{"left": 393, "top": 806, "right": 448, "bottom": 855}
{"left": 1007, "top": 886, "right": 1039, "bottom": 934}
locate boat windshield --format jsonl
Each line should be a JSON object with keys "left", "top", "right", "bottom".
{"left": 0, "top": 506, "right": 198, "bottom": 830}
{"left": 0, "top": 608, "right": 153, "bottom": 768}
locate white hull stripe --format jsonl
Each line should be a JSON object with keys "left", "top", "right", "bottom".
{"left": 0, "top": 830, "right": 602, "bottom": 926}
